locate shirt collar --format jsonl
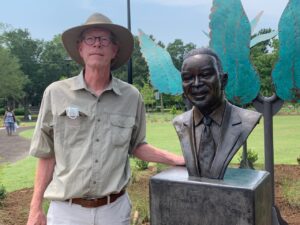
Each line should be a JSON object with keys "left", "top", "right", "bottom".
{"left": 193, "top": 100, "right": 226, "bottom": 127}
{"left": 70, "top": 70, "right": 122, "bottom": 96}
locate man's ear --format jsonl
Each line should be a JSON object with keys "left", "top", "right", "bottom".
{"left": 221, "top": 73, "right": 228, "bottom": 90}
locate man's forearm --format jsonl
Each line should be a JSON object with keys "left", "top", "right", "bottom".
{"left": 133, "top": 143, "right": 185, "bottom": 166}
{"left": 30, "top": 157, "right": 55, "bottom": 210}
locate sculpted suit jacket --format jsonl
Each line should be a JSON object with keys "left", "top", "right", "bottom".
{"left": 173, "top": 101, "right": 261, "bottom": 179}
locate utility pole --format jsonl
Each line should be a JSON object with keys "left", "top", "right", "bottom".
{"left": 127, "top": 0, "right": 133, "bottom": 84}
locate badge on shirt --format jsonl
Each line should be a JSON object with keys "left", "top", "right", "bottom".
{"left": 66, "top": 106, "right": 79, "bottom": 120}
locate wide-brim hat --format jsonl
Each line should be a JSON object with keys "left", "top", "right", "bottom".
{"left": 62, "top": 13, "right": 134, "bottom": 70}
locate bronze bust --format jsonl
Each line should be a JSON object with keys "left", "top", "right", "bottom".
{"left": 173, "top": 48, "right": 261, "bottom": 179}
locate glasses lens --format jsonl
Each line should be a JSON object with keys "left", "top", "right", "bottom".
{"left": 84, "top": 36, "right": 95, "bottom": 45}
{"left": 100, "top": 37, "right": 110, "bottom": 47}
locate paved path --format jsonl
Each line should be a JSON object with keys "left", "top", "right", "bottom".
{"left": 0, "top": 126, "right": 33, "bottom": 164}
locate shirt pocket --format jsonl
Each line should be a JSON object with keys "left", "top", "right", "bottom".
{"left": 54, "top": 108, "right": 90, "bottom": 151}
{"left": 57, "top": 108, "right": 89, "bottom": 127}
{"left": 110, "top": 115, "right": 135, "bottom": 147}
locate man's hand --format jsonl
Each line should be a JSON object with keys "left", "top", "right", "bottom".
{"left": 26, "top": 207, "right": 47, "bottom": 225}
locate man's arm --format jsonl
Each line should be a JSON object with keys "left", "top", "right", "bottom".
{"left": 133, "top": 143, "right": 185, "bottom": 166}
{"left": 27, "top": 157, "right": 55, "bottom": 225}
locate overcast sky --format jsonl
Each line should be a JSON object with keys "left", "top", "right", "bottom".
{"left": 0, "top": 0, "right": 289, "bottom": 47}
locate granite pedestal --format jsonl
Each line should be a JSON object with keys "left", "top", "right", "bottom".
{"left": 150, "top": 167, "right": 271, "bottom": 225}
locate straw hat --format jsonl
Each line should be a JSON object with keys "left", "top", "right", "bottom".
{"left": 62, "top": 13, "right": 134, "bottom": 70}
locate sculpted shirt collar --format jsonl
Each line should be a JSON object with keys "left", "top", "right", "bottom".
{"left": 193, "top": 100, "right": 226, "bottom": 127}
{"left": 70, "top": 70, "right": 122, "bottom": 96}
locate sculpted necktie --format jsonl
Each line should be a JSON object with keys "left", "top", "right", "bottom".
{"left": 198, "top": 116, "right": 216, "bottom": 177}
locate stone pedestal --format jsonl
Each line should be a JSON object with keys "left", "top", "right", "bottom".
{"left": 150, "top": 167, "right": 271, "bottom": 225}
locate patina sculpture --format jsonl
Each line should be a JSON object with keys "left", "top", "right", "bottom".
{"left": 173, "top": 48, "right": 262, "bottom": 179}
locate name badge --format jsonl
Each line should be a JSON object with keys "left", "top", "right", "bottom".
{"left": 66, "top": 107, "right": 79, "bottom": 120}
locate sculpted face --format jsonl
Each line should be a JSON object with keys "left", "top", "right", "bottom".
{"left": 181, "top": 54, "right": 226, "bottom": 115}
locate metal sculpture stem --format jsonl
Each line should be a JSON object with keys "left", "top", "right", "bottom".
{"left": 253, "top": 94, "right": 286, "bottom": 225}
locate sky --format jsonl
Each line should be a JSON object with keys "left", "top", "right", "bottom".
{"left": 0, "top": 0, "right": 289, "bottom": 47}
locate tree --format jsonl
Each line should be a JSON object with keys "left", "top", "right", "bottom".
{"left": 250, "top": 28, "right": 279, "bottom": 97}
{"left": 167, "top": 39, "right": 196, "bottom": 70}
{"left": 140, "top": 82, "right": 155, "bottom": 111}
{"left": 0, "top": 47, "right": 28, "bottom": 107}
{"left": 35, "top": 35, "right": 80, "bottom": 104}
{"left": 1, "top": 28, "right": 43, "bottom": 106}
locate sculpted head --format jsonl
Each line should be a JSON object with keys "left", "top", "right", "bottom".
{"left": 181, "top": 48, "right": 228, "bottom": 115}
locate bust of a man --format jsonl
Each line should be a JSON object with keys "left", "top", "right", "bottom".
{"left": 173, "top": 48, "right": 261, "bottom": 179}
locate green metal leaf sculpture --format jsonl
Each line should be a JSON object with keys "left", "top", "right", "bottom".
{"left": 209, "top": 0, "right": 260, "bottom": 105}
{"left": 137, "top": 29, "right": 183, "bottom": 95}
{"left": 272, "top": 0, "right": 300, "bottom": 102}
{"left": 250, "top": 31, "right": 278, "bottom": 48}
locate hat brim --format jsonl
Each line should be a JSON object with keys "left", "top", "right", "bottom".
{"left": 62, "top": 23, "right": 134, "bottom": 70}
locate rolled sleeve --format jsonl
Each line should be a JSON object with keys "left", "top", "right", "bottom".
{"left": 29, "top": 88, "right": 54, "bottom": 158}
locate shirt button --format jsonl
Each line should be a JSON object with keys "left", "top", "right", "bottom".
{"left": 95, "top": 159, "right": 98, "bottom": 163}
{"left": 96, "top": 139, "right": 99, "bottom": 142}
{"left": 98, "top": 99, "right": 100, "bottom": 102}
{"left": 93, "top": 181, "right": 96, "bottom": 184}
{"left": 97, "top": 119, "right": 100, "bottom": 122}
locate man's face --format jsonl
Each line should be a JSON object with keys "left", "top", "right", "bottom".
{"left": 78, "top": 28, "right": 118, "bottom": 69}
{"left": 181, "top": 54, "right": 225, "bottom": 114}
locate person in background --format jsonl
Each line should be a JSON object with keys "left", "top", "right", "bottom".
{"left": 3, "top": 107, "right": 16, "bottom": 136}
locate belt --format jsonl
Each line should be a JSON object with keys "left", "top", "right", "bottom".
{"left": 67, "top": 190, "right": 125, "bottom": 208}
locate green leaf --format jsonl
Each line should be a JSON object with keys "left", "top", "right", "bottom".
{"left": 138, "top": 29, "right": 183, "bottom": 95}
{"left": 209, "top": 0, "right": 260, "bottom": 105}
{"left": 272, "top": 0, "right": 300, "bottom": 102}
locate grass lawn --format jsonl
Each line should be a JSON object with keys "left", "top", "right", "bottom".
{"left": 0, "top": 113, "right": 299, "bottom": 193}
{"left": 0, "top": 157, "right": 36, "bottom": 192}
{"left": 146, "top": 114, "right": 300, "bottom": 165}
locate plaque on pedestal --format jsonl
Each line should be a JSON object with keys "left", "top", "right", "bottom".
{"left": 150, "top": 167, "right": 271, "bottom": 225}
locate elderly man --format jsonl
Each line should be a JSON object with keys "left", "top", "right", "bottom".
{"left": 173, "top": 48, "right": 261, "bottom": 179}
{"left": 27, "top": 13, "right": 184, "bottom": 225}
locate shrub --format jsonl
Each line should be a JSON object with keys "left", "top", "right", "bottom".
{"left": 135, "top": 158, "right": 149, "bottom": 171}
{"left": 297, "top": 156, "right": 300, "bottom": 165}
{"left": 0, "top": 185, "right": 7, "bottom": 206}
{"left": 170, "top": 105, "right": 177, "bottom": 115}
{"left": 13, "top": 108, "right": 25, "bottom": 116}
{"left": 239, "top": 149, "right": 258, "bottom": 169}
{"left": 0, "top": 108, "right": 5, "bottom": 115}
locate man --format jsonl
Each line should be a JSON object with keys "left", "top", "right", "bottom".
{"left": 27, "top": 13, "right": 184, "bottom": 225}
{"left": 173, "top": 48, "right": 261, "bottom": 179}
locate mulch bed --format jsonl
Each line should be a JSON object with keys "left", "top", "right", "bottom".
{"left": 0, "top": 165, "right": 299, "bottom": 225}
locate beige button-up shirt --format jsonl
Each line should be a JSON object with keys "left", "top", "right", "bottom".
{"left": 29, "top": 71, "right": 146, "bottom": 200}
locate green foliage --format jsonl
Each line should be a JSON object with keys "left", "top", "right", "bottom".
{"left": 297, "top": 156, "right": 300, "bottom": 165}
{"left": 0, "top": 47, "right": 28, "bottom": 102}
{"left": 166, "top": 39, "right": 196, "bottom": 70}
{"left": 134, "top": 158, "right": 149, "bottom": 171}
{"left": 250, "top": 29, "right": 279, "bottom": 97}
{"left": 0, "top": 185, "right": 7, "bottom": 205}
{"left": 170, "top": 105, "right": 177, "bottom": 115}
{"left": 1, "top": 29, "right": 43, "bottom": 105}
{"left": 13, "top": 108, "right": 25, "bottom": 115}
{"left": 238, "top": 149, "right": 259, "bottom": 169}
{"left": 140, "top": 82, "right": 155, "bottom": 108}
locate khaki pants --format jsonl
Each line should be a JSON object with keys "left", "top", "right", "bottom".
{"left": 47, "top": 193, "right": 131, "bottom": 225}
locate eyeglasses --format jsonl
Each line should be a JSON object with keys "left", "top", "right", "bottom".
{"left": 82, "top": 36, "right": 112, "bottom": 46}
